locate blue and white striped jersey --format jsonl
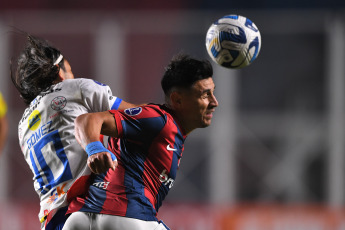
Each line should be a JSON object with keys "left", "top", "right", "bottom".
{"left": 17, "top": 78, "right": 122, "bottom": 229}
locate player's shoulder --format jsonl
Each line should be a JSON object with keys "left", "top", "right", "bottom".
{"left": 59, "top": 78, "right": 110, "bottom": 97}
{"left": 144, "top": 104, "right": 168, "bottom": 113}
{"left": 123, "top": 104, "right": 169, "bottom": 119}
{"left": 63, "top": 78, "right": 108, "bottom": 87}
{"left": 140, "top": 104, "right": 166, "bottom": 113}
{"left": 62, "top": 78, "right": 96, "bottom": 86}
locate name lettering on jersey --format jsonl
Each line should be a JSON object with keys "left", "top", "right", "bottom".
{"left": 18, "top": 128, "right": 23, "bottom": 140}
{"left": 28, "top": 110, "right": 41, "bottom": 130}
{"left": 93, "top": 181, "right": 110, "bottom": 190}
{"left": 27, "top": 121, "right": 54, "bottom": 149}
{"left": 159, "top": 169, "right": 175, "bottom": 189}
{"left": 124, "top": 107, "right": 142, "bottom": 116}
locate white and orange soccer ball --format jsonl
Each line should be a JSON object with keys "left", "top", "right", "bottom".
{"left": 205, "top": 14, "right": 261, "bottom": 69}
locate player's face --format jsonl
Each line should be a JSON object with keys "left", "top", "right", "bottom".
{"left": 180, "top": 77, "right": 218, "bottom": 133}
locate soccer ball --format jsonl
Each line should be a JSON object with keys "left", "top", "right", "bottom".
{"left": 205, "top": 14, "right": 261, "bottom": 69}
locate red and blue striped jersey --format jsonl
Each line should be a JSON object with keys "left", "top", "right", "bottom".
{"left": 68, "top": 104, "right": 187, "bottom": 221}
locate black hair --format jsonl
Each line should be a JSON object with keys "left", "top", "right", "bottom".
{"left": 10, "top": 33, "right": 65, "bottom": 105}
{"left": 161, "top": 53, "right": 213, "bottom": 96}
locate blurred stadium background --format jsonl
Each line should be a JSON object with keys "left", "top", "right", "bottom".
{"left": 1, "top": 0, "right": 345, "bottom": 229}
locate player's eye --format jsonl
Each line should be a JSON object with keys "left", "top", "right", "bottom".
{"left": 201, "top": 93, "right": 209, "bottom": 99}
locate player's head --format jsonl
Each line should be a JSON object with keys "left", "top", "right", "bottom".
{"left": 161, "top": 53, "right": 218, "bottom": 133}
{"left": 11, "top": 33, "right": 74, "bottom": 105}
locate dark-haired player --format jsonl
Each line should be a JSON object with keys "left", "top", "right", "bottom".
{"left": 12, "top": 33, "right": 137, "bottom": 230}
{"left": 64, "top": 54, "right": 219, "bottom": 230}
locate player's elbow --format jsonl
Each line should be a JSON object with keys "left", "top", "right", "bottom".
{"left": 74, "top": 114, "right": 88, "bottom": 145}
{"left": 75, "top": 113, "right": 87, "bottom": 130}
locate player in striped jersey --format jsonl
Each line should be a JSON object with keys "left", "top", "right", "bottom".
{"left": 11, "top": 33, "right": 137, "bottom": 230}
{"left": 64, "top": 54, "right": 218, "bottom": 230}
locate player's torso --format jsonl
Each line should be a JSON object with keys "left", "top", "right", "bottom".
{"left": 18, "top": 79, "right": 111, "bottom": 221}
{"left": 84, "top": 105, "right": 186, "bottom": 220}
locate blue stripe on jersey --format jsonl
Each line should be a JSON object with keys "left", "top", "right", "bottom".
{"left": 121, "top": 115, "right": 166, "bottom": 145}
{"left": 79, "top": 173, "right": 108, "bottom": 213}
{"left": 118, "top": 137, "right": 159, "bottom": 221}
{"left": 30, "top": 130, "right": 73, "bottom": 195}
{"left": 119, "top": 115, "right": 165, "bottom": 220}
{"left": 123, "top": 172, "right": 158, "bottom": 221}
{"left": 29, "top": 150, "right": 48, "bottom": 194}
{"left": 169, "top": 120, "right": 185, "bottom": 177}
{"left": 111, "top": 97, "right": 123, "bottom": 110}
{"left": 155, "top": 121, "right": 184, "bottom": 211}
{"left": 45, "top": 206, "right": 68, "bottom": 230}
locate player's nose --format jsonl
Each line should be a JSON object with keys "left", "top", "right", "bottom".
{"left": 210, "top": 93, "right": 219, "bottom": 108}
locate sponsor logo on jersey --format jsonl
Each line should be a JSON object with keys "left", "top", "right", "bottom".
{"left": 49, "top": 109, "right": 74, "bottom": 120}
{"left": 124, "top": 107, "right": 142, "bottom": 116}
{"left": 93, "top": 181, "right": 110, "bottom": 190}
{"left": 47, "top": 183, "right": 67, "bottom": 204}
{"left": 51, "top": 96, "right": 67, "bottom": 111}
{"left": 159, "top": 169, "right": 174, "bottom": 189}
{"left": 166, "top": 144, "right": 177, "bottom": 151}
{"left": 28, "top": 110, "right": 41, "bottom": 130}
{"left": 20, "top": 88, "right": 62, "bottom": 123}
{"left": 93, "top": 80, "right": 107, "bottom": 86}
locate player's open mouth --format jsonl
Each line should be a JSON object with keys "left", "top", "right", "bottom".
{"left": 206, "top": 111, "right": 214, "bottom": 118}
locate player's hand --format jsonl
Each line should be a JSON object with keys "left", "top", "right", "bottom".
{"left": 87, "top": 152, "right": 118, "bottom": 174}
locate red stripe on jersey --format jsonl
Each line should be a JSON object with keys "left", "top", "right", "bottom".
{"left": 99, "top": 136, "right": 129, "bottom": 216}
{"left": 109, "top": 110, "right": 124, "bottom": 138}
{"left": 142, "top": 115, "right": 178, "bottom": 209}
{"left": 100, "top": 163, "right": 128, "bottom": 215}
{"left": 67, "top": 196, "right": 86, "bottom": 213}
{"left": 67, "top": 175, "right": 91, "bottom": 203}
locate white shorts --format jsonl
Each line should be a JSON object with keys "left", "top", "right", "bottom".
{"left": 62, "top": 212, "right": 169, "bottom": 230}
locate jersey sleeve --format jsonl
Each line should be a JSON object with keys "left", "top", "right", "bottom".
{"left": 110, "top": 105, "right": 166, "bottom": 141}
{"left": 79, "top": 79, "right": 123, "bottom": 112}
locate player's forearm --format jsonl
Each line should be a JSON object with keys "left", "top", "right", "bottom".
{"left": 75, "top": 111, "right": 118, "bottom": 150}
{"left": 75, "top": 113, "right": 104, "bottom": 149}
{"left": 75, "top": 111, "right": 119, "bottom": 174}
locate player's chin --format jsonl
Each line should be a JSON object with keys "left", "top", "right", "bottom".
{"left": 201, "top": 118, "right": 213, "bottom": 127}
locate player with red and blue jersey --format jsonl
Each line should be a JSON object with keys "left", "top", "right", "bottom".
{"left": 64, "top": 54, "right": 219, "bottom": 230}
{"left": 68, "top": 104, "right": 185, "bottom": 221}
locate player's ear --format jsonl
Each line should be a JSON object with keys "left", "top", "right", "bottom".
{"left": 55, "top": 66, "right": 65, "bottom": 82}
{"left": 170, "top": 91, "right": 183, "bottom": 109}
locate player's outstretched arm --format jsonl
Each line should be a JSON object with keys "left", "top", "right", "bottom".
{"left": 75, "top": 111, "right": 119, "bottom": 174}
